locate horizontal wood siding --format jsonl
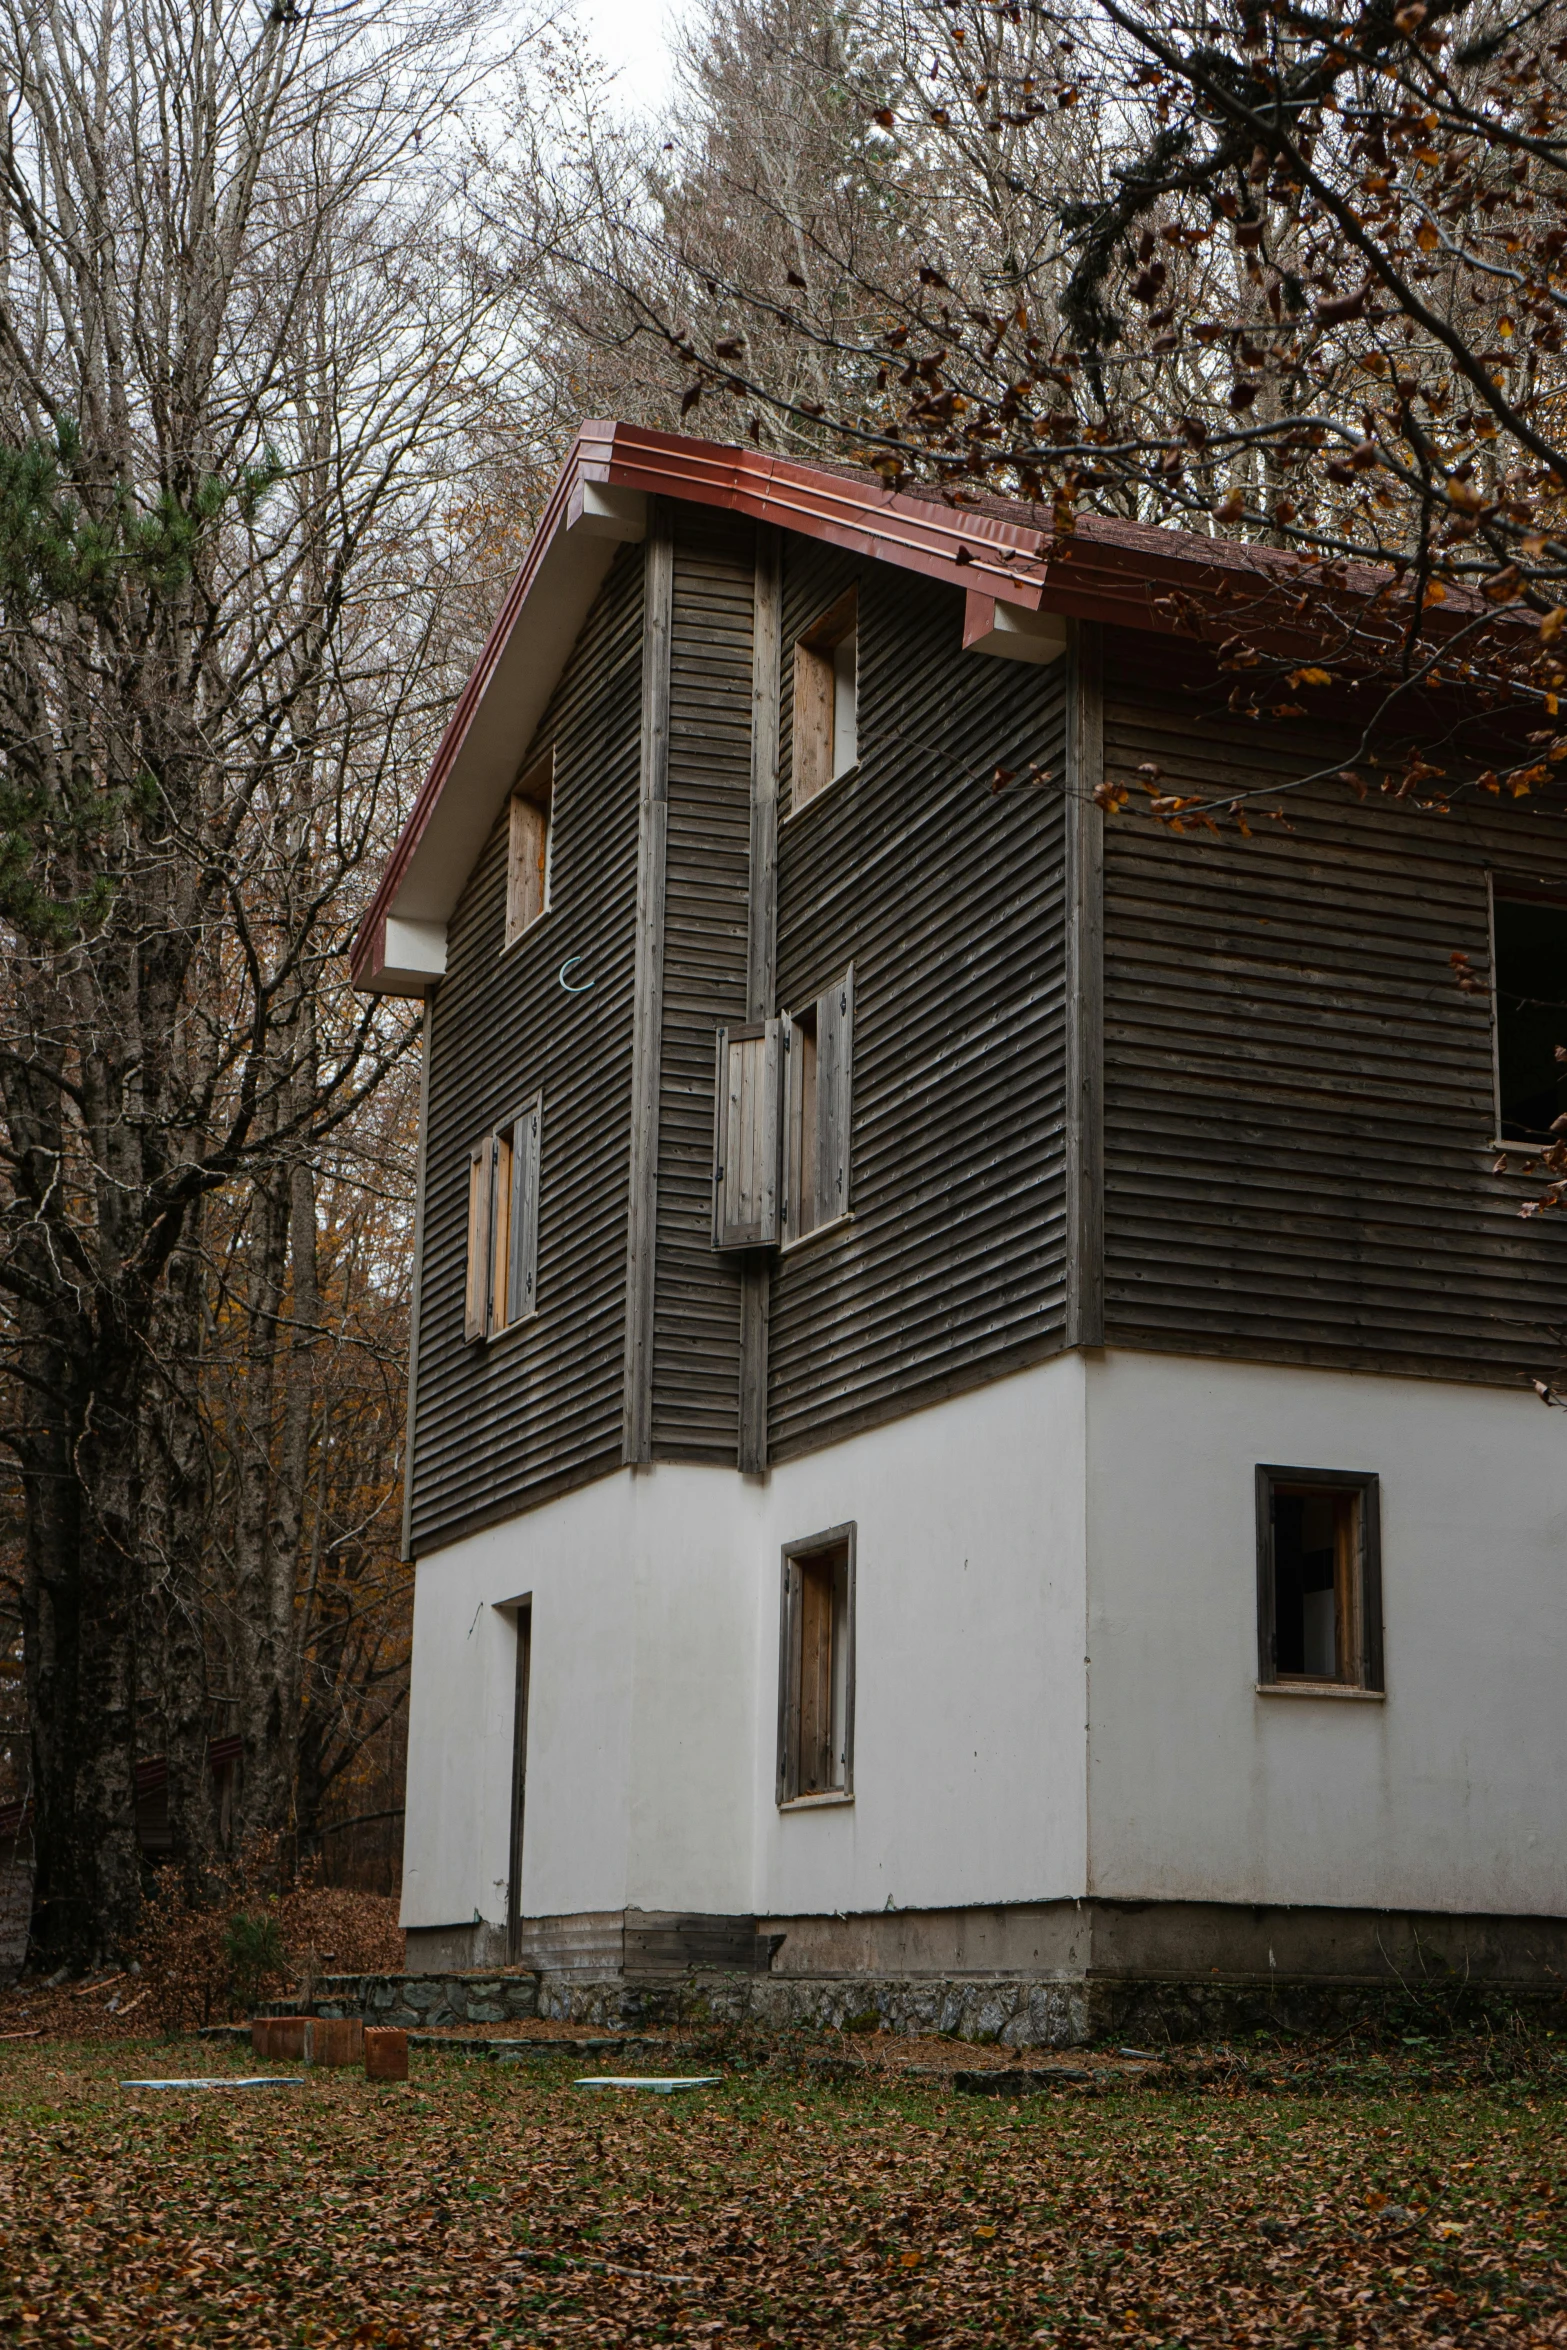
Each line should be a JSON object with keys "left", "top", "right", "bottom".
{"left": 768, "top": 539, "right": 1072, "bottom": 1459}
{"left": 650, "top": 508, "right": 756, "bottom": 1458}
{"left": 409, "top": 544, "right": 645, "bottom": 1552}
{"left": 1100, "top": 631, "right": 1567, "bottom": 1381}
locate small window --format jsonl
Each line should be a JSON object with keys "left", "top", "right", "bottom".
{"left": 1491, "top": 885, "right": 1567, "bottom": 1141}
{"left": 777, "top": 1526, "right": 855, "bottom": 1804}
{"left": 464, "top": 1097, "right": 543, "bottom": 1341}
{"left": 506, "top": 755, "right": 554, "bottom": 946}
{"left": 783, "top": 967, "right": 853, "bottom": 1244}
{"left": 791, "top": 589, "right": 858, "bottom": 810}
{"left": 1256, "top": 1467, "right": 1383, "bottom": 1691}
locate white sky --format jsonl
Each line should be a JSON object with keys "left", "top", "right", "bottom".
{"left": 570, "top": 0, "right": 688, "bottom": 110}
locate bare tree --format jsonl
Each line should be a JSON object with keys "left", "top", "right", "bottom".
{"left": 0, "top": 0, "right": 538, "bottom": 1962}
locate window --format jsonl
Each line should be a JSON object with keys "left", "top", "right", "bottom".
{"left": 791, "top": 589, "right": 858, "bottom": 810}
{"left": 784, "top": 968, "right": 853, "bottom": 1244}
{"left": 505, "top": 755, "right": 554, "bottom": 946}
{"left": 1256, "top": 1467, "right": 1383, "bottom": 1691}
{"left": 1491, "top": 884, "right": 1567, "bottom": 1141}
{"left": 777, "top": 1525, "right": 855, "bottom": 1804}
{"left": 464, "top": 1097, "right": 543, "bottom": 1340}
{"left": 709, "top": 967, "right": 853, "bottom": 1253}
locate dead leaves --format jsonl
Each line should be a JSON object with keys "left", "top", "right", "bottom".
{"left": 2, "top": 2040, "right": 1562, "bottom": 2349}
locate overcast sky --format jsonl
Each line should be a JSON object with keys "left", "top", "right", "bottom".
{"left": 570, "top": 0, "right": 687, "bottom": 109}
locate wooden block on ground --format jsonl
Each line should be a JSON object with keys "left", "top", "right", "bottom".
{"left": 261, "top": 2016, "right": 311, "bottom": 2062}
{"left": 364, "top": 2027, "right": 408, "bottom": 2082}
{"left": 307, "top": 2017, "right": 364, "bottom": 2067}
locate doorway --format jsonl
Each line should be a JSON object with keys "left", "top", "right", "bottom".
{"left": 506, "top": 1602, "right": 532, "bottom": 1963}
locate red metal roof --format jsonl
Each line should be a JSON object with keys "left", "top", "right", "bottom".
{"left": 348, "top": 420, "right": 1451, "bottom": 991}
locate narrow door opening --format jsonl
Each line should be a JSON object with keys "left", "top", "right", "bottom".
{"left": 506, "top": 1603, "right": 532, "bottom": 1962}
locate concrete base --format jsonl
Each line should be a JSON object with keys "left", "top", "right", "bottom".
{"left": 409, "top": 1897, "right": 1567, "bottom": 1995}
{"left": 379, "top": 1899, "right": 1567, "bottom": 2048}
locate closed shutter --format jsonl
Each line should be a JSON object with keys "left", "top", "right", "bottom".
{"left": 508, "top": 1095, "right": 543, "bottom": 1320}
{"left": 464, "top": 1142, "right": 492, "bottom": 1342}
{"left": 712, "top": 1021, "right": 783, "bottom": 1250}
{"left": 814, "top": 964, "right": 854, "bottom": 1230}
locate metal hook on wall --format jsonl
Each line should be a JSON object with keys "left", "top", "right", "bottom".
{"left": 558, "top": 955, "right": 594, "bottom": 993}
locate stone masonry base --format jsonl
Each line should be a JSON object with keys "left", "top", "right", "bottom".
{"left": 266, "top": 1964, "right": 1565, "bottom": 2051}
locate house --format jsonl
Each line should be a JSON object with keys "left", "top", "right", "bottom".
{"left": 354, "top": 423, "right": 1567, "bottom": 2039}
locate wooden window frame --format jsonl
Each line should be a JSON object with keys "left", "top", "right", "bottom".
{"left": 781, "top": 966, "right": 853, "bottom": 1250}
{"left": 1255, "top": 1465, "right": 1383, "bottom": 1693}
{"left": 462, "top": 1093, "right": 544, "bottom": 1342}
{"left": 505, "top": 752, "right": 555, "bottom": 949}
{"left": 776, "top": 1523, "right": 856, "bottom": 1807}
{"left": 790, "top": 588, "right": 858, "bottom": 813}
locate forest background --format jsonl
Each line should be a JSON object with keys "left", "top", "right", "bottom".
{"left": 4, "top": 0, "right": 1566, "bottom": 1966}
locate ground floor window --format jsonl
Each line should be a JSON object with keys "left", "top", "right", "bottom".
{"left": 1256, "top": 1467, "right": 1383, "bottom": 1690}
{"left": 777, "top": 1525, "right": 855, "bottom": 1803}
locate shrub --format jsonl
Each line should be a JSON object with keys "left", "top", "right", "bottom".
{"left": 224, "top": 1911, "right": 287, "bottom": 2011}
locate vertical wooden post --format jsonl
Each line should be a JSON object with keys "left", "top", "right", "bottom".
{"left": 739, "top": 526, "right": 781, "bottom": 1473}
{"left": 622, "top": 500, "right": 674, "bottom": 1465}
{"left": 1064, "top": 619, "right": 1105, "bottom": 1350}
{"left": 400, "top": 996, "right": 432, "bottom": 1561}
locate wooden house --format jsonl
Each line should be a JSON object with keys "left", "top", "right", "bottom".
{"left": 353, "top": 424, "right": 1566, "bottom": 2033}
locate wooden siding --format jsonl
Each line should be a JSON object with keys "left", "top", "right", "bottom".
{"left": 768, "top": 538, "right": 1073, "bottom": 1460}
{"left": 1100, "top": 631, "right": 1567, "bottom": 1382}
{"left": 408, "top": 543, "right": 645, "bottom": 1553}
{"left": 650, "top": 507, "right": 756, "bottom": 1459}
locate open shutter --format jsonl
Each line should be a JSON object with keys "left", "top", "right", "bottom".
{"left": 490, "top": 1131, "right": 513, "bottom": 1329}
{"left": 712, "top": 1020, "right": 783, "bottom": 1250}
{"left": 508, "top": 1096, "right": 542, "bottom": 1320}
{"left": 814, "top": 964, "right": 853, "bottom": 1229}
{"left": 464, "top": 1142, "right": 492, "bottom": 1341}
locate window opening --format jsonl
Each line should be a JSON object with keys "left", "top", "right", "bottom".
{"left": 506, "top": 754, "right": 554, "bottom": 946}
{"left": 463, "top": 1097, "right": 543, "bottom": 1340}
{"left": 1256, "top": 1467, "right": 1382, "bottom": 1690}
{"left": 783, "top": 967, "right": 853, "bottom": 1245}
{"left": 1492, "top": 887, "right": 1567, "bottom": 1140}
{"left": 792, "top": 590, "right": 858, "bottom": 810}
{"left": 777, "top": 1527, "right": 855, "bottom": 1802}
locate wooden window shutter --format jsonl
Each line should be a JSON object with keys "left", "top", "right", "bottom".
{"left": 490, "top": 1130, "right": 513, "bottom": 1330}
{"left": 712, "top": 1021, "right": 783, "bottom": 1251}
{"left": 505, "top": 756, "right": 553, "bottom": 946}
{"left": 796, "top": 1556, "right": 836, "bottom": 1796}
{"left": 508, "top": 1097, "right": 543, "bottom": 1321}
{"left": 464, "top": 1143, "right": 492, "bottom": 1342}
{"left": 814, "top": 965, "right": 853, "bottom": 1229}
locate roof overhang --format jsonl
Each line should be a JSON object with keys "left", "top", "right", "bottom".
{"left": 352, "top": 420, "right": 1508, "bottom": 994}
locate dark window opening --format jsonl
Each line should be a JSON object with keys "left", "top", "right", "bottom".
{"left": 1256, "top": 1467, "right": 1383, "bottom": 1691}
{"left": 1493, "top": 890, "right": 1567, "bottom": 1141}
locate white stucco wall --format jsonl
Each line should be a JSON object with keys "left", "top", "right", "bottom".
{"left": 402, "top": 1344, "right": 1567, "bottom": 1937}
{"left": 1084, "top": 1350, "right": 1567, "bottom": 1917}
{"left": 401, "top": 1351, "right": 1092, "bottom": 1933}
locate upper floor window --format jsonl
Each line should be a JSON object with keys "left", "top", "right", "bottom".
{"left": 791, "top": 590, "right": 858, "bottom": 811}
{"left": 784, "top": 968, "right": 853, "bottom": 1245}
{"left": 710, "top": 967, "right": 854, "bottom": 1253}
{"left": 505, "top": 754, "right": 554, "bottom": 947}
{"left": 464, "top": 1097, "right": 543, "bottom": 1340}
{"left": 1255, "top": 1466, "right": 1383, "bottom": 1692}
{"left": 1491, "top": 884, "right": 1567, "bottom": 1141}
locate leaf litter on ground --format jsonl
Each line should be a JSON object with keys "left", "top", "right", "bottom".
{"left": 0, "top": 2034, "right": 1562, "bottom": 2347}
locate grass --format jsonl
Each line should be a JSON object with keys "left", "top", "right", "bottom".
{"left": 1, "top": 2035, "right": 1563, "bottom": 2346}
